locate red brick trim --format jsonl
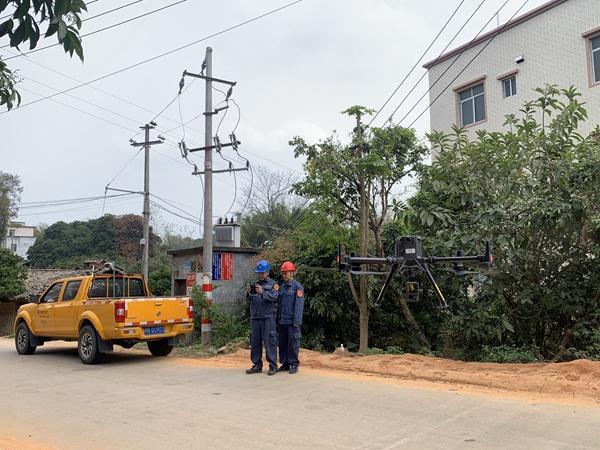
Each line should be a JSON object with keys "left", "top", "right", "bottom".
{"left": 497, "top": 69, "right": 519, "bottom": 81}
{"left": 582, "top": 25, "right": 600, "bottom": 39}
{"left": 453, "top": 75, "right": 487, "bottom": 92}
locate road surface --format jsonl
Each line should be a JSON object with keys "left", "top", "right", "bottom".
{"left": 1, "top": 338, "right": 599, "bottom": 449}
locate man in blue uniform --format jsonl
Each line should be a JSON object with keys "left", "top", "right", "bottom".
{"left": 246, "top": 259, "right": 279, "bottom": 376}
{"left": 277, "top": 261, "right": 304, "bottom": 374}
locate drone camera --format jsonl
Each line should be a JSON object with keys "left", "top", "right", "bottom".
{"left": 403, "top": 281, "right": 421, "bottom": 303}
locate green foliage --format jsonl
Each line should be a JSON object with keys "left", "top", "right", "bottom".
{"left": 568, "top": 327, "right": 600, "bottom": 361}
{"left": 384, "top": 346, "right": 405, "bottom": 355}
{"left": 1, "top": 0, "right": 87, "bottom": 109}
{"left": 27, "top": 214, "right": 160, "bottom": 269}
{"left": 0, "top": 172, "right": 22, "bottom": 239}
{"left": 0, "top": 248, "right": 27, "bottom": 298}
{"left": 148, "top": 264, "right": 171, "bottom": 296}
{"left": 291, "top": 112, "right": 426, "bottom": 251}
{"left": 479, "top": 345, "right": 538, "bottom": 364}
{"left": 190, "top": 286, "right": 249, "bottom": 348}
{"left": 240, "top": 203, "right": 302, "bottom": 249}
{"left": 408, "top": 85, "right": 600, "bottom": 360}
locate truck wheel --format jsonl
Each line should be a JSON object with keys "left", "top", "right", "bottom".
{"left": 78, "top": 325, "right": 102, "bottom": 364}
{"left": 15, "top": 322, "right": 36, "bottom": 355}
{"left": 147, "top": 339, "right": 173, "bottom": 357}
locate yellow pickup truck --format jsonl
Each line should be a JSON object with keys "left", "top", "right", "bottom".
{"left": 14, "top": 273, "right": 194, "bottom": 364}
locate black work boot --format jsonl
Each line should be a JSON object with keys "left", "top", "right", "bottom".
{"left": 268, "top": 367, "right": 277, "bottom": 376}
{"left": 245, "top": 365, "right": 262, "bottom": 374}
{"left": 277, "top": 364, "right": 290, "bottom": 372}
{"left": 289, "top": 365, "right": 298, "bottom": 374}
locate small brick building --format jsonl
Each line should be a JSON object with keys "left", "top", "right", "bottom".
{"left": 168, "top": 222, "right": 260, "bottom": 312}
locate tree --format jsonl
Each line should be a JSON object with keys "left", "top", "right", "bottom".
{"left": 410, "top": 85, "right": 600, "bottom": 360}
{"left": 0, "top": 248, "right": 27, "bottom": 298}
{"left": 0, "top": 171, "right": 22, "bottom": 240}
{"left": 238, "top": 166, "right": 304, "bottom": 248}
{"left": 0, "top": 0, "right": 87, "bottom": 110}
{"left": 27, "top": 214, "right": 160, "bottom": 269}
{"left": 291, "top": 106, "right": 427, "bottom": 352}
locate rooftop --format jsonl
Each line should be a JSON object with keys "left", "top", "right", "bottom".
{"left": 423, "top": 0, "right": 568, "bottom": 69}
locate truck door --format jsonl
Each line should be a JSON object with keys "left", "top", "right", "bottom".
{"left": 54, "top": 279, "right": 82, "bottom": 337}
{"left": 34, "top": 282, "right": 64, "bottom": 335}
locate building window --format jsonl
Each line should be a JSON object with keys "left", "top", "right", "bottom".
{"left": 458, "top": 83, "right": 486, "bottom": 127}
{"left": 592, "top": 35, "right": 600, "bottom": 84}
{"left": 503, "top": 76, "right": 517, "bottom": 98}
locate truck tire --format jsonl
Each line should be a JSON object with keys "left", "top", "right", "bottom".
{"left": 78, "top": 325, "right": 102, "bottom": 364}
{"left": 147, "top": 339, "right": 173, "bottom": 357}
{"left": 15, "top": 322, "right": 36, "bottom": 355}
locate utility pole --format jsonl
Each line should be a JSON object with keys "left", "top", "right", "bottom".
{"left": 203, "top": 47, "right": 214, "bottom": 319}
{"left": 356, "top": 113, "right": 369, "bottom": 353}
{"left": 180, "top": 47, "right": 242, "bottom": 346}
{"left": 130, "top": 122, "right": 164, "bottom": 281}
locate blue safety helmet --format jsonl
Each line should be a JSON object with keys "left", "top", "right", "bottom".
{"left": 255, "top": 259, "right": 271, "bottom": 273}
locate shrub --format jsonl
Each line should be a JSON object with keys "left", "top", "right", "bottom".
{"left": 479, "top": 345, "right": 538, "bottom": 363}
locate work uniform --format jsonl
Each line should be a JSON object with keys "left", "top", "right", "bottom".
{"left": 248, "top": 277, "right": 279, "bottom": 370}
{"left": 277, "top": 279, "right": 304, "bottom": 370}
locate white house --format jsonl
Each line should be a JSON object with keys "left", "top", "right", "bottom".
{"left": 3, "top": 222, "right": 36, "bottom": 260}
{"left": 425, "top": 0, "right": 600, "bottom": 137}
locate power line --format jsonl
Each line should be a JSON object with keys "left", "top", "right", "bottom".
{"left": 0, "top": 0, "right": 102, "bottom": 22}
{"left": 404, "top": 0, "right": 530, "bottom": 128}
{"left": 382, "top": 0, "right": 490, "bottom": 127}
{"left": 82, "top": 0, "right": 144, "bottom": 23}
{"left": 1, "top": 0, "right": 305, "bottom": 114}
{"left": 20, "top": 193, "right": 134, "bottom": 208}
{"left": 367, "top": 0, "right": 467, "bottom": 128}
{"left": 17, "top": 85, "right": 133, "bottom": 132}
{"left": 9, "top": 50, "right": 205, "bottom": 138}
{"left": 3, "top": 0, "right": 189, "bottom": 57}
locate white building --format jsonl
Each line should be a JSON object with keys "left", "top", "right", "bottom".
{"left": 425, "top": 0, "right": 600, "bottom": 137}
{"left": 3, "top": 222, "right": 36, "bottom": 260}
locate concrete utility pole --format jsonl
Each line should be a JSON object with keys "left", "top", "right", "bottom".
{"left": 203, "top": 47, "right": 214, "bottom": 308}
{"left": 130, "top": 122, "right": 164, "bottom": 281}
{"left": 181, "top": 47, "right": 242, "bottom": 346}
{"left": 356, "top": 114, "right": 369, "bottom": 353}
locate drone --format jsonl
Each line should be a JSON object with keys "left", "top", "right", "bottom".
{"left": 337, "top": 236, "right": 493, "bottom": 308}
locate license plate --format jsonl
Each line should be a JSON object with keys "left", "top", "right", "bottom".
{"left": 144, "top": 326, "right": 165, "bottom": 335}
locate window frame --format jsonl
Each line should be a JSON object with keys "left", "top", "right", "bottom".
{"left": 89, "top": 278, "right": 108, "bottom": 298}
{"left": 502, "top": 77, "right": 517, "bottom": 98}
{"left": 62, "top": 280, "right": 83, "bottom": 302}
{"left": 583, "top": 27, "right": 600, "bottom": 88}
{"left": 40, "top": 282, "right": 64, "bottom": 304}
{"left": 454, "top": 76, "right": 487, "bottom": 128}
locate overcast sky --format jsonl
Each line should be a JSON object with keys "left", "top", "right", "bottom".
{"left": 1, "top": 0, "right": 548, "bottom": 237}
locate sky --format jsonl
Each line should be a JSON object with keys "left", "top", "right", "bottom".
{"left": 1, "top": 0, "right": 549, "bottom": 238}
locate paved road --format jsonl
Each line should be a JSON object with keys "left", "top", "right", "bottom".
{"left": 1, "top": 338, "right": 599, "bottom": 449}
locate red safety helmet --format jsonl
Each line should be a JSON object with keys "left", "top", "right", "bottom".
{"left": 280, "top": 261, "right": 296, "bottom": 272}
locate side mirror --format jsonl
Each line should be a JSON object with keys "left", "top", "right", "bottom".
{"left": 29, "top": 294, "right": 39, "bottom": 303}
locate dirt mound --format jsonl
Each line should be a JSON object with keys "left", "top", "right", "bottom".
{"left": 182, "top": 348, "right": 600, "bottom": 406}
